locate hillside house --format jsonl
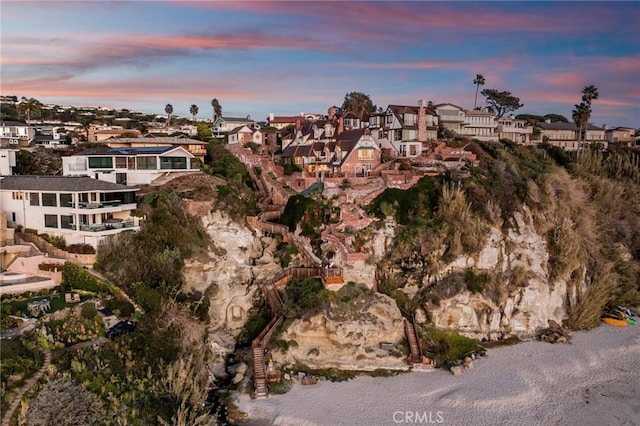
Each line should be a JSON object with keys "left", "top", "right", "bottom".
{"left": 228, "top": 125, "right": 263, "bottom": 145}
{"left": 605, "top": 127, "right": 636, "bottom": 147}
{"left": 104, "top": 135, "right": 207, "bottom": 161}
{"left": 435, "top": 103, "right": 466, "bottom": 134}
{"left": 1, "top": 121, "right": 35, "bottom": 148}
{"left": 379, "top": 101, "right": 438, "bottom": 157}
{"left": 212, "top": 116, "right": 257, "bottom": 138}
{"left": 0, "top": 175, "right": 140, "bottom": 248}
{"left": 460, "top": 109, "right": 499, "bottom": 141}
{"left": 62, "top": 146, "right": 198, "bottom": 185}
{"left": 536, "top": 122, "right": 607, "bottom": 150}
{"left": 497, "top": 116, "right": 533, "bottom": 144}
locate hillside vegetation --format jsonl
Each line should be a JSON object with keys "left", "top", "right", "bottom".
{"left": 371, "top": 142, "right": 640, "bottom": 330}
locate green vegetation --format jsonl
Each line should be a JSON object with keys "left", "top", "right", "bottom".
{"left": 1, "top": 292, "right": 78, "bottom": 318}
{"left": 62, "top": 262, "right": 115, "bottom": 294}
{"left": 419, "top": 326, "right": 485, "bottom": 367}
{"left": 0, "top": 338, "right": 44, "bottom": 414}
{"left": 279, "top": 194, "right": 322, "bottom": 235}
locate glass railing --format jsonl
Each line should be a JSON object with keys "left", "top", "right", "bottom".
{"left": 78, "top": 219, "right": 137, "bottom": 232}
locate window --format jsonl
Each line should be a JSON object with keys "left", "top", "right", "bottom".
{"left": 42, "top": 193, "right": 57, "bottom": 207}
{"left": 12, "top": 192, "right": 23, "bottom": 200}
{"left": 60, "top": 215, "right": 73, "bottom": 229}
{"left": 30, "top": 193, "right": 39, "bottom": 206}
{"left": 136, "top": 156, "right": 157, "bottom": 170}
{"left": 88, "top": 157, "right": 113, "bottom": 168}
{"left": 386, "top": 114, "right": 393, "bottom": 124}
{"left": 59, "top": 193, "right": 73, "bottom": 207}
{"left": 358, "top": 148, "right": 374, "bottom": 160}
{"left": 404, "top": 114, "right": 415, "bottom": 126}
{"left": 115, "top": 157, "right": 127, "bottom": 168}
{"left": 44, "top": 214, "right": 58, "bottom": 228}
{"left": 160, "top": 157, "right": 187, "bottom": 170}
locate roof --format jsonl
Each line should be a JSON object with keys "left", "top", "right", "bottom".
{"left": 228, "top": 125, "right": 254, "bottom": 134}
{"left": 0, "top": 121, "right": 31, "bottom": 127}
{"left": 75, "top": 146, "right": 187, "bottom": 156}
{"left": 269, "top": 116, "right": 300, "bottom": 123}
{"left": 218, "top": 116, "right": 255, "bottom": 123}
{"left": 0, "top": 176, "right": 139, "bottom": 192}
{"left": 434, "top": 103, "right": 465, "bottom": 110}
{"left": 538, "top": 122, "right": 604, "bottom": 131}
{"left": 106, "top": 136, "right": 206, "bottom": 145}
{"left": 465, "top": 109, "right": 494, "bottom": 116}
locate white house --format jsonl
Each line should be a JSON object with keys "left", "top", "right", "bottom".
{"left": 380, "top": 101, "right": 437, "bottom": 157}
{"left": 0, "top": 149, "right": 17, "bottom": 175}
{"left": 536, "top": 122, "right": 607, "bottom": 151}
{"left": 460, "top": 109, "right": 499, "bottom": 141}
{"left": 434, "top": 103, "right": 466, "bottom": 134}
{"left": 0, "top": 175, "right": 140, "bottom": 248}
{"left": 211, "top": 116, "right": 257, "bottom": 138}
{"left": 227, "top": 125, "right": 263, "bottom": 145}
{"left": 497, "top": 116, "right": 533, "bottom": 144}
{"left": 62, "top": 146, "right": 198, "bottom": 185}
{"left": 1, "top": 121, "right": 35, "bottom": 148}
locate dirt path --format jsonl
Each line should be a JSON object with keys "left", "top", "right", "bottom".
{"left": 1, "top": 350, "right": 51, "bottom": 426}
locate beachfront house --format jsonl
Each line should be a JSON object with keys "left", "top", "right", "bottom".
{"left": 62, "top": 146, "right": 198, "bottom": 185}
{"left": 0, "top": 175, "right": 140, "bottom": 249}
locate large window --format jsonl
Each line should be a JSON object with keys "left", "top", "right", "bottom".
{"left": 160, "top": 157, "right": 187, "bottom": 170}
{"left": 42, "top": 193, "right": 57, "bottom": 207}
{"left": 44, "top": 214, "right": 58, "bottom": 228}
{"left": 88, "top": 157, "right": 113, "bottom": 168}
{"left": 60, "top": 215, "right": 73, "bottom": 229}
{"left": 136, "top": 156, "right": 157, "bottom": 170}
{"left": 59, "top": 193, "right": 73, "bottom": 207}
{"left": 30, "top": 192, "right": 40, "bottom": 206}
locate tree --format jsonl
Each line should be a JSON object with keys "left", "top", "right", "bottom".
{"left": 573, "top": 85, "right": 599, "bottom": 142}
{"left": 480, "top": 89, "right": 523, "bottom": 118}
{"left": 165, "top": 104, "right": 173, "bottom": 126}
{"left": 211, "top": 98, "right": 222, "bottom": 121}
{"left": 18, "top": 97, "right": 43, "bottom": 122}
{"left": 189, "top": 104, "right": 199, "bottom": 124}
{"left": 473, "top": 74, "right": 486, "bottom": 109}
{"left": 543, "top": 113, "right": 569, "bottom": 123}
{"left": 341, "top": 92, "right": 376, "bottom": 116}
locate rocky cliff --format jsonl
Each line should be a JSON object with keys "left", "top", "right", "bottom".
{"left": 271, "top": 292, "right": 408, "bottom": 371}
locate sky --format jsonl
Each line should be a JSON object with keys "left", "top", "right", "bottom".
{"left": 1, "top": 1, "right": 639, "bottom": 127}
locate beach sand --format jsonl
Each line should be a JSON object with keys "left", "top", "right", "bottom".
{"left": 236, "top": 321, "right": 640, "bottom": 425}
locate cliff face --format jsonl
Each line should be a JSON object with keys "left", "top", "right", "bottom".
{"left": 181, "top": 204, "right": 280, "bottom": 375}
{"left": 364, "top": 206, "right": 571, "bottom": 340}
{"left": 419, "top": 210, "right": 567, "bottom": 340}
{"left": 271, "top": 292, "right": 408, "bottom": 371}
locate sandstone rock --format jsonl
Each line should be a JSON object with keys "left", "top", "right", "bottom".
{"left": 284, "top": 373, "right": 291, "bottom": 381}
{"left": 272, "top": 292, "right": 409, "bottom": 372}
{"left": 232, "top": 373, "right": 244, "bottom": 385}
{"left": 464, "top": 357, "right": 473, "bottom": 369}
{"left": 236, "top": 362, "right": 249, "bottom": 376}
{"left": 450, "top": 366, "right": 464, "bottom": 375}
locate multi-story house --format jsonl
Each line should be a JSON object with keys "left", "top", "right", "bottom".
{"left": 280, "top": 128, "right": 381, "bottom": 177}
{"left": 228, "top": 126, "right": 263, "bottom": 145}
{"left": 0, "top": 175, "right": 140, "bottom": 249}
{"left": 380, "top": 101, "right": 438, "bottom": 157}
{"left": 605, "top": 127, "right": 636, "bottom": 147}
{"left": 0, "top": 121, "right": 35, "bottom": 148}
{"left": 434, "top": 103, "right": 466, "bottom": 134}
{"left": 104, "top": 135, "right": 207, "bottom": 161}
{"left": 460, "top": 109, "right": 499, "bottom": 141}
{"left": 212, "top": 116, "right": 257, "bottom": 138}
{"left": 62, "top": 146, "right": 198, "bottom": 185}
{"left": 497, "top": 116, "right": 534, "bottom": 144}
{"left": 536, "top": 121, "right": 606, "bottom": 151}
{"left": 88, "top": 125, "right": 141, "bottom": 142}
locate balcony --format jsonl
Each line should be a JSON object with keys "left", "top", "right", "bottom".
{"left": 77, "top": 200, "right": 123, "bottom": 209}
{"left": 78, "top": 219, "right": 137, "bottom": 232}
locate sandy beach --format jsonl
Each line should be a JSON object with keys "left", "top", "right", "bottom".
{"left": 236, "top": 321, "right": 640, "bottom": 425}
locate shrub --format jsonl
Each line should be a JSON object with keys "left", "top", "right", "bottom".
{"left": 420, "top": 326, "right": 485, "bottom": 367}
{"left": 66, "top": 243, "right": 96, "bottom": 254}
{"left": 81, "top": 303, "right": 98, "bottom": 320}
{"left": 464, "top": 269, "right": 489, "bottom": 294}
{"left": 105, "top": 298, "right": 135, "bottom": 318}
{"left": 62, "top": 262, "right": 114, "bottom": 294}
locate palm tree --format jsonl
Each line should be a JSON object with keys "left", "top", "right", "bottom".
{"left": 473, "top": 74, "right": 486, "bottom": 109}
{"left": 189, "top": 104, "right": 199, "bottom": 124}
{"left": 575, "top": 85, "right": 599, "bottom": 144}
{"left": 165, "top": 103, "right": 173, "bottom": 127}
{"left": 18, "top": 97, "right": 43, "bottom": 123}
{"left": 211, "top": 98, "right": 222, "bottom": 121}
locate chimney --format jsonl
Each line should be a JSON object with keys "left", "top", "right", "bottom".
{"left": 295, "top": 117, "right": 302, "bottom": 133}
{"left": 328, "top": 107, "right": 335, "bottom": 120}
{"left": 602, "top": 124, "right": 608, "bottom": 130}
{"left": 338, "top": 116, "right": 344, "bottom": 136}
{"left": 269, "top": 112, "right": 274, "bottom": 122}
{"left": 418, "top": 99, "right": 427, "bottom": 143}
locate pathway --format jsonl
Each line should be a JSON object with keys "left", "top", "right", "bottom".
{"left": 1, "top": 350, "right": 51, "bottom": 426}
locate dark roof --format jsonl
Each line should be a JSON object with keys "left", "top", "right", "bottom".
{"left": 228, "top": 125, "right": 252, "bottom": 134}
{"left": 538, "top": 122, "right": 603, "bottom": 131}
{"left": 108, "top": 136, "right": 205, "bottom": 145}
{"left": 0, "top": 121, "right": 31, "bottom": 127}
{"left": 0, "top": 176, "right": 139, "bottom": 192}
{"left": 219, "top": 116, "right": 255, "bottom": 123}
{"left": 75, "top": 146, "right": 177, "bottom": 156}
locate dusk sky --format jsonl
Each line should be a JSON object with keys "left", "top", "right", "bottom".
{"left": 1, "top": 1, "right": 639, "bottom": 127}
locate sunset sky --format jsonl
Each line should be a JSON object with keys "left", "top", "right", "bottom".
{"left": 1, "top": 1, "right": 639, "bottom": 127}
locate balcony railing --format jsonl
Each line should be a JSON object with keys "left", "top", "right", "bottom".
{"left": 78, "top": 219, "right": 137, "bottom": 232}
{"left": 77, "top": 200, "right": 124, "bottom": 209}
